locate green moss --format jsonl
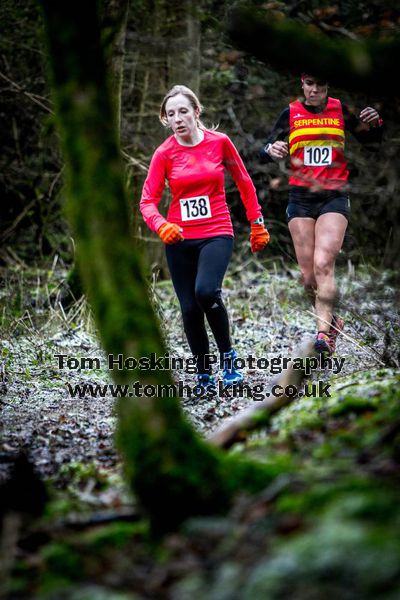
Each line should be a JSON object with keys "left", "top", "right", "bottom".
{"left": 66, "top": 264, "right": 84, "bottom": 298}
{"left": 329, "top": 396, "right": 377, "bottom": 417}
{"left": 223, "top": 453, "right": 294, "bottom": 495}
{"left": 7, "top": 560, "right": 34, "bottom": 596}
{"left": 243, "top": 519, "right": 400, "bottom": 599}
{"left": 82, "top": 521, "right": 149, "bottom": 549}
{"left": 44, "top": 497, "right": 81, "bottom": 519}
{"left": 58, "top": 461, "right": 108, "bottom": 488}
{"left": 276, "top": 477, "right": 400, "bottom": 523}
{"left": 117, "top": 395, "right": 296, "bottom": 533}
{"left": 39, "top": 542, "right": 84, "bottom": 594}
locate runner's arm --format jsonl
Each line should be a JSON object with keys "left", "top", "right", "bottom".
{"left": 139, "top": 150, "right": 168, "bottom": 233}
{"left": 223, "top": 135, "right": 263, "bottom": 222}
{"left": 259, "top": 108, "right": 290, "bottom": 163}
{"left": 343, "top": 103, "right": 383, "bottom": 150}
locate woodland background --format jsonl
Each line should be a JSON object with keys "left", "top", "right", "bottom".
{"left": 1, "top": 0, "right": 400, "bottom": 272}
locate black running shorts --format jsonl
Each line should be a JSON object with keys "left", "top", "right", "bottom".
{"left": 286, "top": 187, "right": 350, "bottom": 222}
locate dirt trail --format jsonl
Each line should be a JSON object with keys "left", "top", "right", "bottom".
{"left": 0, "top": 266, "right": 397, "bottom": 495}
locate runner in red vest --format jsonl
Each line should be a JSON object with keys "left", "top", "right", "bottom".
{"left": 141, "top": 85, "right": 270, "bottom": 392}
{"left": 260, "top": 73, "right": 383, "bottom": 355}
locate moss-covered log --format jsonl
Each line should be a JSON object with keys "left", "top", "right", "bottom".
{"left": 226, "top": 5, "right": 400, "bottom": 96}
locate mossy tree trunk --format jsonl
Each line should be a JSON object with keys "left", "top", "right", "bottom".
{"left": 63, "top": 0, "right": 129, "bottom": 299}
{"left": 99, "top": 0, "right": 130, "bottom": 140}
{"left": 39, "top": 0, "right": 271, "bottom": 533}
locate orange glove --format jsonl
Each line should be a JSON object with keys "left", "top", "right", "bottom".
{"left": 158, "top": 222, "right": 184, "bottom": 244}
{"left": 250, "top": 223, "right": 270, "bottom": 253}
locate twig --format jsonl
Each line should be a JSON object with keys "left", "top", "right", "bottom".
{"left": 0, "top": 198, "right": 37, "bottom": 243}
{"left": 57, "top": 300, "right": 69, "bottom": 325}
{"left": 0, "top": 399, "right": 15, "bottom": 408}
{"left": 226, "top": 106, "right": 254, "bottom": 144}
{"left": 65, "top": 296, "right": 87, "bottom": 326}
{"left": 54, "top": 509, "right": 141, "bottom": 531}
{"left": 334, "top": 381, "right": 366, "bottom": 393}
{"left": 318, "top": 21, "right": 359, "bottom": 40}
{"left": 48, "top": 168, "right": 64, "bottom": 200}
{"left": 0, "top": 70, "right": 53, "bottom": 114}
{"left": 120, "top": 150, "right": 149, "bottom": 172}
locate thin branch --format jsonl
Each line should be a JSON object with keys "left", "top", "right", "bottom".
{"left": 121, "top": 149, "right": 149, "bottom": 172}
{"left": 0, "top": 71, "right": 53, "bottom": 114}
{"left": 318, "top": 21, "right": 359, "bottom": 41}
{"left": 48, "top": 168, "right": 64, "bottom": 199}
{"left": 0, "top": 198, "right": 37, "bottom": 243}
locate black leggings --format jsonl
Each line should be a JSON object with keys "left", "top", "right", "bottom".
{"left": 165, "top": 236, "right": 234, "bottom": 374}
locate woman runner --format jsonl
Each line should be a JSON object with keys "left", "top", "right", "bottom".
{"left": 140, "top": 85, "right": 270, "bottom": 392}
{"left": 260, "top": 73, "right": 382, "bottom": 354}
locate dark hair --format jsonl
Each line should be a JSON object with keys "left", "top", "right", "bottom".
{"left": 301, "top": 73, "right": 328, "bottom": 86}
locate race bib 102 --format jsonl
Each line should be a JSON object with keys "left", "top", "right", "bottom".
{"left": 179, "top": 195, "right": 211, "bottom": 221}
{"left": 303, "top": 146, "right": 332, "bottom": 167}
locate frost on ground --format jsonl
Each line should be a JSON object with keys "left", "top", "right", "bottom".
{"left": 0, "top": 261, "right": 398, "bottom": 507}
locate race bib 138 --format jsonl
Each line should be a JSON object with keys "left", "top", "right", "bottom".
{"left": 179, "top": 195, "right": 211, "bottom": 221}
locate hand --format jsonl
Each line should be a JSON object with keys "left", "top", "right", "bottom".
{"left": 250, "top": 223, "right": 270, "bottom": 253}
{"left": 267, "top": 141, "right": 289, "bottom": 160}
{"left": 359, "top": 106, "right": 381, "bottom": 127}
{"left": 158, "top": 222, "right": 184, "bottom": 244}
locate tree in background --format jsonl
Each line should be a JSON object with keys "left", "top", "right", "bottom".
{"left": 124, "top": 0, "right": 202, "bottom": 277}
{"left": 0, "top": 0, "right": 63, "bottom": 260}
{"left": 99, "top": 0, "right": 130, "bottom": 139}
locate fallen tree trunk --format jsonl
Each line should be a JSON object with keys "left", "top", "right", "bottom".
{"left": 209, "top": 340, "right": 319, "bottom": 449}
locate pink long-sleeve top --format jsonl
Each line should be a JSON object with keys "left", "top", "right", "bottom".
{"left": 140, "top": 129, "right": 262, "bottom": 239}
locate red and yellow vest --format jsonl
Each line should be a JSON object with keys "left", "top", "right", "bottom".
{"left": 289, "top": 97, "right": 348, "bottom": 190}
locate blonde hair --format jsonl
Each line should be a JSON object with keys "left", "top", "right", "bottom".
{"left": 159, "top": 85, "right": 206, "bottom": 129}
